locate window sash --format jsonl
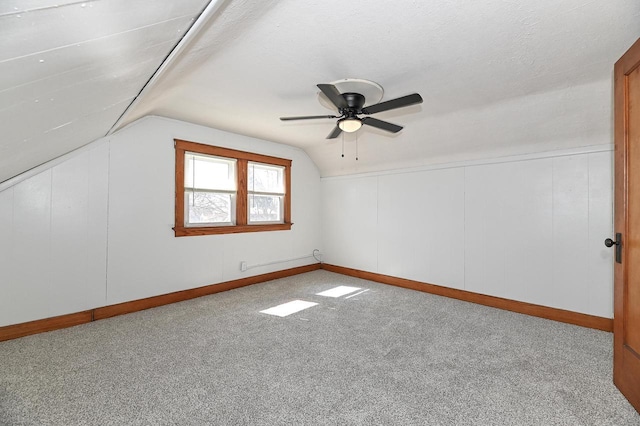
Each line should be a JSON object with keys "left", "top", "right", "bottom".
{"left": 185, "top": 152, "right": 236, "bottom": 192}
{"left": 247, "top": 161, "right": 285, "bottom": 224}
{"left": 247, "top": 161, "right": 285, "bottom": 194}
{"left": 184, "top": 191, "right": 236, "bottom": 227}
{"left": 248, "top": 194, "right": 284, "bottom": 224}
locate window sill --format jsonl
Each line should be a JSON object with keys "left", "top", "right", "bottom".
{"left": 174, "top": 223, "right": 293, "bottom": 237}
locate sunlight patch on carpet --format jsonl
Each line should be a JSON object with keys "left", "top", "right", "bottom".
{"left": 316, "top": 286, "right": 361, "bottom": 298}
{"left": 260, "top": 300, "right": 318, "bottom": 317}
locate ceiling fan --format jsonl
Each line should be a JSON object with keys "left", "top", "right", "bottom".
{"left": 280, "top": 83, "right": 423, "bottom": 139}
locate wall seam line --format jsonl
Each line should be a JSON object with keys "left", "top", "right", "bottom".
{"left": 550, "top": 159, "right": 555, "bottom": 307}
{"left": 587, "top": 154, "right": 592, "bottom": 314}
{"left": 463, "top": 167, "right": 466, "bottom": 291}
{"left": 49, "top": 169, "right": 54, "bottom": 319}
{"left": 104, "top": 140, "right": 112, "bottom": 305}
{"left": 376, "top": 176, "right": 379, "bottom": 273}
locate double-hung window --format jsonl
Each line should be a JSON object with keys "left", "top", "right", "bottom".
{"left": 248, "top": 162, "right": 285, "bottom": 224}
{"left": 184, "top": 153, "right": 237, "bottom": 226}
{"left": 174, "top": 139, "right": 292, "bottom": 236}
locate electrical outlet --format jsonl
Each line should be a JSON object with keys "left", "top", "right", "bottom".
{"left": 240, "top": 261, "right": 247, "bottom": 272}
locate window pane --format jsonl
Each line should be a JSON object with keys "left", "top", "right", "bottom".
{"left": 248, "top": 162, "right": 284, "bottom": 193}
{"left": 185, "top": 153, "right": 236, "bottom": 191}
{"left": 186, "top": 191, "right": 235, "bottom": 225}
{"left": 248, "top": 194, "right": 283, "bottom": 223}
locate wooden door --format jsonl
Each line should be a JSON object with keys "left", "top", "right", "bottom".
{"left": 614, "top": 37, "right": 640, "bottom": 413}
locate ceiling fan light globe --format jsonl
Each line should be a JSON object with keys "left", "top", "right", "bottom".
{"left": 338, "top": 118, "right": 362, "bottom": 133}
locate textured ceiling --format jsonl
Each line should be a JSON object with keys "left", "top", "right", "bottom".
{"left": 2, "top": 0, "right": 640, "bottom": 181}
{"left": 120, "top": 0, "right": 640, "bottom": 176}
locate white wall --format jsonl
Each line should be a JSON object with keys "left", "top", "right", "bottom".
{"left": 321, "top": 147, "right": 614, "bottom": 318}
{"left": 0, "top": 114, "right": 615, "bottom": 325}
{"left": 0, "top": 116, "right": 322, "bottom": 326}
{"left": 105, "top": 117, "right": 322, "bottom": 304}
{"left": 0, "top": 143, "right": 109, "bottom": 326}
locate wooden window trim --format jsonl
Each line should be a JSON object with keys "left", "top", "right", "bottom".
{"left": 174, "top": 139, "right": 292, "bottom": 237}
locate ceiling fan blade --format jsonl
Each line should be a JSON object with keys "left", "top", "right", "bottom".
{"left": 326, "top": 125, "right": 343, "bottom": 139}
{"left": 361, "top": 117, "right": 403, "bottom": 133}
{"left": 280, "top": 115, "right": 338, "bottom": 121}
{"left": 361, "top": 93, "right": 423, "bottom": 115}
{"left": 317, "top": 84, "right": 348, "bottom": 110}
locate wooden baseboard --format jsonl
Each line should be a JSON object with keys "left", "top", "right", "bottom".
{"left": 0, "top": 311, "right": 93, "bottom": 342}
{"left": 0, "top": 263, "right": 321, "bottom": 342}
{"left": 0, "top": 262, "right": 610, "bottom": 342}
{"left": 94, "top": 263, "right": 321, "bottom": 320}
{"left": 321, "top": 264, "right": 613, "bottom": 332}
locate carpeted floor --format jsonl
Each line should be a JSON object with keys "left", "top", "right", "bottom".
{"left": 0, "top": 270, "right": 638, "bottom": 425}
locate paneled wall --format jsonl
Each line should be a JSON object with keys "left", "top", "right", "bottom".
{"left": 0, "top": 143, "right": 109, "bottom": 326}
{"left": 105, "top": 117, "right": 322, "bottom": 305}
{"left": 0, "top": 117, "right": 322, "bottom": 326}
{"left": 321, "top": 148, "right": 614, "bottom": 318}
{"left": 0, "top": 116, "right": 614, "bottom": 326}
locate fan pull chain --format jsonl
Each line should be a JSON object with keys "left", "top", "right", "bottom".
{"left": 341, "top": 132, "right": 345, "bottom": 158}
{"left": 356, "top": 132, "right": 359, "bottom": 161}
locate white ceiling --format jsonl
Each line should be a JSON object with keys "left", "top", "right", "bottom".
{"left": 0, "top": 0, "right": 210, "bottom": 182}
{"left": 1, "top": 0, "right": 639, "bottom": 181}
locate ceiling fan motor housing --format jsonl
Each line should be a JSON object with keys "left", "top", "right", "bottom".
{"left": 341, "top": 93, "right": 366, "bottom": 112}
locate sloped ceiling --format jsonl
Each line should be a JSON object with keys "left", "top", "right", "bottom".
{"left": 0, "top": 0, "right": 210, "bottom": 182}
{"left": 2, "top": 0, "right": 640, "bottom": 182}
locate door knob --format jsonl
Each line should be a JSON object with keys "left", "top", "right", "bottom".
{"left": 605, "top": 233, "right": 622, "bottom": 263}
{"left": 604, "top": 238, "right": 619, "bottom": 247}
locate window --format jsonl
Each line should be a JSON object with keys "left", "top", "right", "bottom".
{"left": 184, "top": 153, "right": 237, "bottom": 226}
{"left": 248, "top": 162, "right": 285, "bottom": 224}
{"left": 174, "top": 139, "right": 292, "bottom": 236}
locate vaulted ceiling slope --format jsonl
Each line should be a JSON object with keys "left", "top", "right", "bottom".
{"left": 2, "top": 0, "right": 640, "bottom": 182}
{"left": 0, "top": 0, "right": 210, "bottom": 183}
